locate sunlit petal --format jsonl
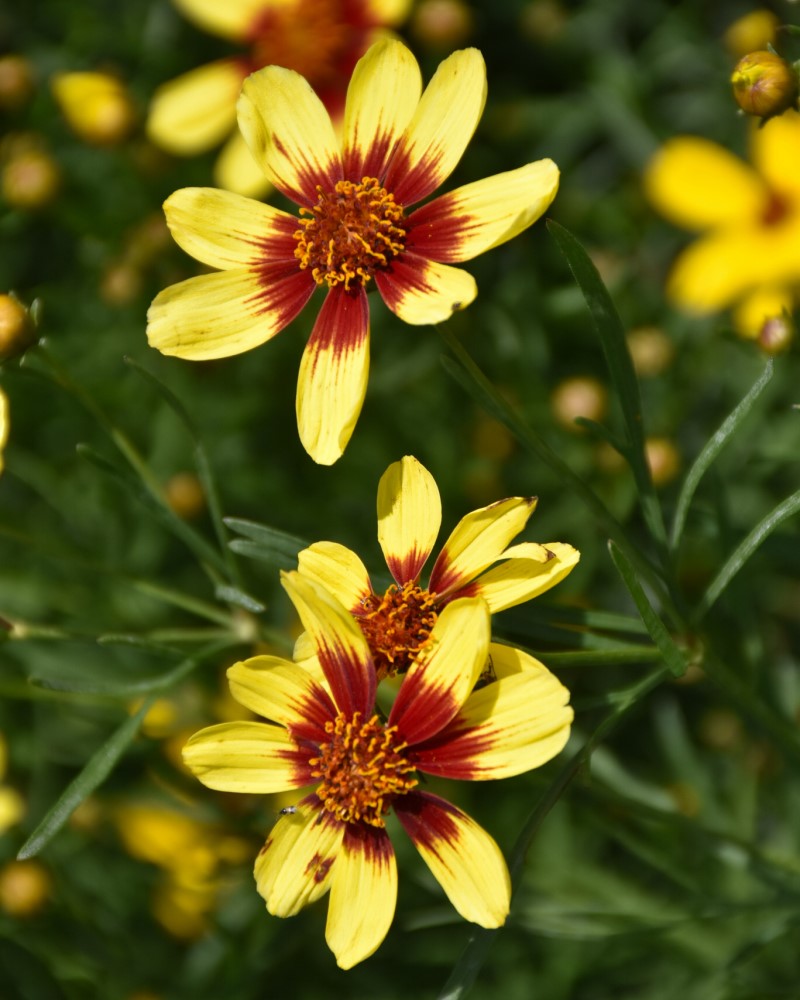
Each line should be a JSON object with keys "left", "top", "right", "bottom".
{"left": 227, "top": 656, "right": 335, "bottom": 741}
{"left": 375, "top": 254, "right": 476, "bottom": 324}
{"left": 214, "top": 127, "right": 273, "bottom": 199}
{"left": 182, "top": 722, "right": 312, "bottom": 793}
{"left": 377, "top": 455, "right": 442, "bottom": 585}
{"left": 146, "top": 60, "right": 243, "bottom": 154}
{"left": 407, "top": 159, "right": 559, "bottom": 263}
{"left": 297, "top": 541, "right": 373, "bottom": 611}
{"left": 469, "top": 541, "right": 580, "bottom": 613}
{"left": 395, "top": 792, "right": 510, "bottom": 927}
{"left": 296, "top": 288, "right": 369, "bottom": 466}
{"left": 172, "top": 0, "right": 267, "bottom": 41}
{"left": 362, "top": 0, "right": 411, "bottom": 24}
{"left": 326, "top": 824, "right": 397, "bottom": 969}
{"left": 750, "top": 109, "right": 800, "bottom": 199}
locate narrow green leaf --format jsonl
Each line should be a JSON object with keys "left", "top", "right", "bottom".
{"left": 225, "top": 517, "right": 308, "bottom": 566}
{"left": 17, "top": 699, "right": 153, "bottom": 858}
{"left": 609, "top": 541, "right": 687, "bottom": 677}
{"left": 214, "top": 583, "right": 266, "bottom": 614}
{"left": 547, "top": 220, "right": 668, "bottom": 556}
{"left": 695, "top": 488, "right": 800, "bottom": 621}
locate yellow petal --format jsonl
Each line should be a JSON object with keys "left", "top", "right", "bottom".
{"left": 326, "top": 825, "right": 397, "bottom": 969}
{"left": 362, "top": 0, "right": 411, "bottom": 24}
{"left": 343, "top": 39, "right": 422, "bottom": 180}
{"left": 163, "top": 187, "right": 298, "bottom": 270}
{"left": 297, "top": 541, "right": 372, "bottom": 610}
{"left": 296, "top": 288, "right": 370, "bottom": 465}
{"left": 146, "top": 60, "right": 243, "bottom": 154}
{"left": 751, "top": 109, "right": 800, "bottom": 199}
{"left": 182, "top": 722, "right": 308, "bottom": 793}
{"left": 389, "top": 596, "right": 490, "bottom": 744}
{"left": 238, "top": 64, "right": 341, "bottom": 206}
{"left": 171, "top": 0, "right": 267, "bottom": 41}
{"left": 408, "top": 159, "right": 559, "bottom": 263}
{"left": 428, "top": 497, "right": 538, "bottom": 598}
{"left": 385, "top": 48, "right": 487, "bottom": 205}
{"left": 395, "top": 792, "right": 510, "bottom": 927}
{"left": 147, "top": 266, "right": 314, "bottom": 360}
{"left": 643, "top": 137, "right": 766, "bottom": 230}
{"left": 0, "top": 389, "right": 8, "bottom": 475}
{"left": 414, "top": 655, "right": 573, "bottom": 779}
{"left": 214, "top": 128, "right": 273, "bottom": 198}
{"left": 473, "top": 541, "right": 580, "bottom": 613}
{"left": 255, "top": 801, "right": 344, "bottom": 917}
{"left": 226, "top": 657, "right": 335, "bottom": 738}
{"left": 732, "top": 285, "right": 794, "bottom": 338}
{"left": 375, "top": 254, "right": 476, "bottom": 324}
{"left": 377, "top": 455, "right": 441, "bottom": 585}
{"left": 0, "top": 787, "right": 24, "bottom": 832}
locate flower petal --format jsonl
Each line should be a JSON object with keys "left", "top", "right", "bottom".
{"left": 394, "top": 791, "right": 509, "bottom": 927}
{"left": 238, "top": 65, "right": 342, "bottom": 207}
{"left": 146, "top": 60, "right": 243, "bottom": 154}
{"left": 214, "top": 127, "right": 273, "bottom": 199}
{"left": 297, "top": 541, "right": 373, "bottom": 611}
{"left": 388, "top": 596, "right": 490, "bottom": 744}
{"left": 227, "top": 656, "right": 335, "bottom": 741}
{"left": 751, "top": 109, "right": 800, "bottom": 200}
{"left": 281, "top": 570, "right": 376, "bottom": 718}
{"left": 343, "top": 39, "right": 422, "bottom": 181}
{"left": 377, "top": 455, "right": 442, "bottom": 585}
{"left": 428, "top": 496, "right": 537, "bottom": 599}
{"left": 375, "top": 254, "right": 476, "bottom": 324}
{"left": 147, "top": 266, "right": 315, "bottom": 360}
{"left": 0, "top": 389, "right": 8, "bottom": 474}
{"left": 254, "top": 798, "right": 344, "bottom": 917}
{"left": 407, "top": 159, "right": 559, "bottom": 263}
{"left": 326, "top": 823, "right": 397, "bottom": 969}
{"left": 643, "top": 137, "right": 767, "bottom": 230}
{"left": 182, "top": 721, "right": 311, "bottom": 792}
{"left": 732, "top": 285, "right": 794, "bottom": 338}
{"left": 466, "top": 541, "right": 580, "bottom": 613}
{"left": 362, "top": 0, "right": 411, "bottom": 24}
{"left": 172, "top": 0, "right": 265, "bottom": 41}
{"left": 296, "top": 287, "right": 370, "bottom": 465}
{"left": 384, "top": 48, "right": 487, "bottom": 206}
{"left": 412, "top": 652, "right": 572, "bottom": 779}
{"left": 163, "top": 187, "right": 298, "bottom": 270}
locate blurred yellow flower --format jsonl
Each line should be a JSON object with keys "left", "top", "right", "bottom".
{"left": 0, "top": 389, "right": 8, "bottom": 477}
{"left": 644, "top": 112, "right": 800, "bottom": 336}
{"left": 0, "top": 732, "right": 24, "bottom": 830}
{"left": 147, "top": 0, "right": 411, "bottom": 197}
{"left": 52, "top": 72, "right": 138, "bottom": 145}
{"left": 723, "top": 9, "right": 779, "bottom": 58}
{"left": 0, "top": 859, "right": 51, "bottom": 916}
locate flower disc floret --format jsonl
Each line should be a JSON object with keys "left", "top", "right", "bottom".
{"left": 357, "top": 582, "right": 439, "bottom": 680}
{"left": 309, "top": 712, "right": 418, "bottom": 827}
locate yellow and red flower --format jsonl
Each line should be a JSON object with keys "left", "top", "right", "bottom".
{"left": 147, "top": 39, "right": 560, "bottom": 464}
{"left": 644, "top": 111, "right": 800, "bottom": 337}
{"left": 183, "top": 570, "right": 573, "bottom": 968}
{"left": 147, "top": 0, "right": 411, "bottom": 197}
{"left": 297, "top": 455, "right": 580, "bottom": 679}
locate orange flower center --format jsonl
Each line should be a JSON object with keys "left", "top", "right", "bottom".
{"left": 309, "top": 712, "right": 418, "bottom": 827}
{"left": 356, "top": 582, "right": 440, "bottom": 681}
{"left": 761, "top": 189, "right": 791, "bottom": 227}
{"left": 294, "top": 177, "right": 407, "bottom": 291}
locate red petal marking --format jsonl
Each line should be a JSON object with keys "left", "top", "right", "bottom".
{"left": 305, "top": 285, "right": 369, "bottom": 368}
{"left": 405, "top": 195, "right": 472, "bottom": 263}
{"left": 408, "top": 715, "right": 495, "bottom": 780}
{"left": 274, "top": 745, "right": 320, "bottom": 786}
{"left": 385, "top": 544, "right": 429, "bottom": 587}
{"left": 387, "top": 668, "right": 460, "bottom": 746}
{"left": 383, "top": 143, "right": 447, "bottom": 208}
{"left": 393, "top": 790, "right": 462, "bottom": 854}
{"left": 269, "top": 132, "right": 342, "bottom": 209}
{"left": 246, "top": 262, "right": 316, "bottom": 327}
{"left": 344, "top": 127, "right": 402, "bottom": 188}
{"left": 315, "top": 631, "right": 375, "bottom": 721}
{"left": 342, "top": 817, "right": 394, "bottom": 864}
{"left": 375, "top": 253, "right": 466, "bottom": 317}
{"left": 285, "top": 685, "right": 338, "bottom": 745}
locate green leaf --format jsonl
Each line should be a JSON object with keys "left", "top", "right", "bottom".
{"left": 214, "top": 583, "right": 266, "bottom": 614}
{"left": 547, "top": 220, "right": 668, "bottom": 556}
{"left": 670, "top": 360, "right": 774, "bottom": 550}
{"left": 609, "top": 541, "right": 687, "bottom": 677}
{"left": 17, "top": 699, "right": 153, "bottom": 859}
{"left": 225, "top": 517, "right": 309, "bottom": 567}
{"left": 695, "top": 487, "right": 800, "bottom": 621}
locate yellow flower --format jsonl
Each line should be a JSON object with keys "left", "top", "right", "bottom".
{"left": 147, "top": 0, "right": 411, "bottom": 197}
{"left": 147, "top": 40, "right": 560, "bottom": 463}
{"left": 184, "top": 570, "right": 573, "bottom": 968}
{"left": 0, "top": 388, "right": 8, "bottom": 476}
{"left": 644, "top": 112, "right": 800, "bottom": 336}
{"left": 0, "top": 731, "right": 24, "bottom": 831}
{"left": 51, "top": 72, "right": 137, "bottom": 146}
{"left": 297, "top": 456, "right": 580, "bottom": 680}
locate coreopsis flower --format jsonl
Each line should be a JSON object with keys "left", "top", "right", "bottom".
{"left": 147, "top": 39, "right": 559, "bottom": 464}
{"left": 644, "top": 111, "right": 800, "bottom": 337}
{"left": 183, "top": 570, "right": 573, "bottom": 968}
{"left": 147, "top": 0, "right": 411, "bottom": 197}
{"left": 297, "top": 456, "right": 580, "bottom": 679}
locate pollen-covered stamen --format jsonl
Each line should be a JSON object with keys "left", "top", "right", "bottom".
{"left": 356, "top": 582, "right": 439, "bottom": 680}
{"left": 294, "top": 177, "right": 406, "bottom": 291}
{"left": 309, "top": 712, "right": 418, "bottom": 827}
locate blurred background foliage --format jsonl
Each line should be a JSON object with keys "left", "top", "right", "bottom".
{"left": 1, "top": 0, "right": 799, "bottom": 998}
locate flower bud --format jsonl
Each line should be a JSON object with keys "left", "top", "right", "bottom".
{"left": 731, "top": 51, "right": 799, "bottom": 120}
{"left": 52, "top": 71, "right": 137, "bottom": 146}
{"left": 0, "top": 293, "right": 36, "bottom": 360}
{"left": 724, "top": 10, "right": 779, "bottom": 58}
{"left": 551, "top": 376, "right": 608, "bottom": 431}
{"left": 1, "top": 142, "right": 60, "bottom": 209}
{"left": 0, "top": 859, "right": 51, "bottom": 916}
{"left": 0, "top": 55, "right": 35, "bottom": 110}
{"left": 626, "top": 326, "right": 675, "bottom": 377}
{"left": 645, "top": 436, "right": 681, "bottom": 486}
{"left": 411, "top": 0, "right": 474, "bottom": 49}
{"left": 757, "top": 313, "right": 794, "bottom": 355}
{"left": 165, "top": 471, "right": 206, "bottom": 520}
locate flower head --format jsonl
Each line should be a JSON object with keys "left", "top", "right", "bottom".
{"left": 183, "top": 571, "right": 573, "bottom": 968}
{"left": 644, "top": 111, "right": 800, "bottom": 336}
{"left": 147, "top": 40, "right": 560, "bottom": 464}
{"left": 147, "top": 0, "right": 411, "bottom": 197}
{"left": 297, "top": 456, "right": 580, "bottom": 679}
